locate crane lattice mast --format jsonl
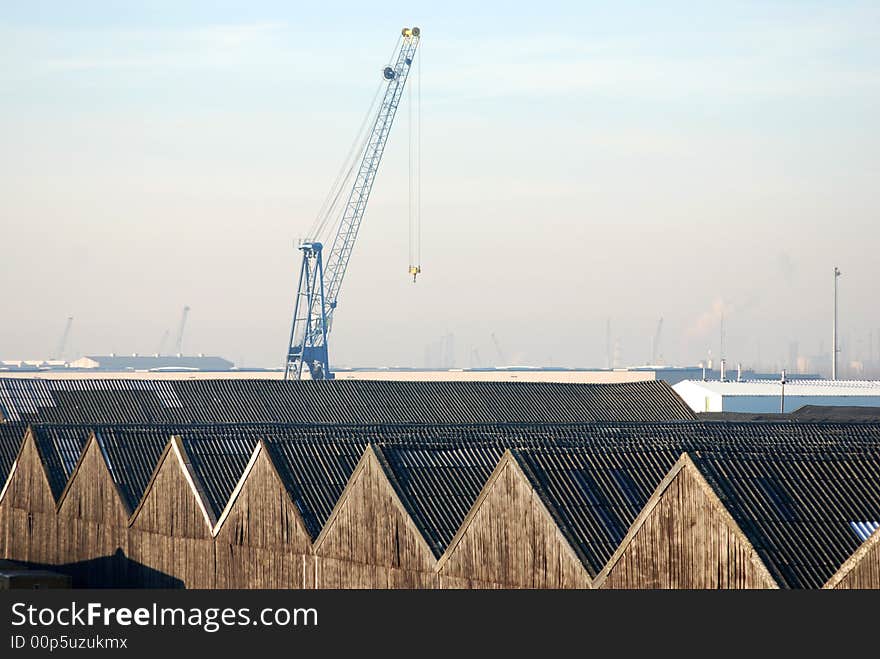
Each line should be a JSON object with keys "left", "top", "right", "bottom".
{"left": 54, "top": 316, "right": 73, "bottom": 360}
{"left": 174, "top": 305, "right": 190, "bottom": 355}
{"left": 284, "top": 27, "right": 421, "bottom": 380}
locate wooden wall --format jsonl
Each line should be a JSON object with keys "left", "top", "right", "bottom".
{"left": 214, "top": 445, "right": 314, "bottom": 589}
{"left": 598, "top": 459, "right": 777, "bottom": 589}
{"left": 437, "top": 454, "right": 591, "bottom": 589}
{"left": 3, "top": 433, "right": 879, "bottom": 590}
{"left": 55, "top": 438, "right": 130, "bottom": 586}
{"left": 127, "top": 444, "right": 215, "bottom": 588}
{"left": 826, "top": 529, "right": 880, "bottom": 589}
{"left": 313, "top": 447, "right": 438, "bottom": 588}
{"left": 0, "top": 432, "right": 58, "bottom": 566}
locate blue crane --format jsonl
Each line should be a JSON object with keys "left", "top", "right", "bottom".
{"left": 284, "top": 27, "right": 421, "bottom": 380}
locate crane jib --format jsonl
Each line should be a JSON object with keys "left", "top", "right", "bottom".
{"left": 284, "top": 29, "right": 421, "bottom": 381}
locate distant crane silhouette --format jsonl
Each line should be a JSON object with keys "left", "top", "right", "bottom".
{"left": 157, "top": 329, "right": 170, "bottom": 355}
{"left": 490, "top": 332, "right": 507, "bottom": 366}
{"left": 174, "top": 306, "right": 190, "bottom": 355}
{"left": 651, "top": 317, "right": 664, "bottom": 365}
{"left": 53, "top": 316, "right": 73, "bottom": 360}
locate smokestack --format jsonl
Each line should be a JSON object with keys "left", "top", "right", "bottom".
{"left": 736, "top": 362, "right": 742, "bottom": 382}
{"left": 720, "top": 359, "right": 726, "bottom": 382}
{"left": 701, "top": 363, "right": 707, "bottom": 381}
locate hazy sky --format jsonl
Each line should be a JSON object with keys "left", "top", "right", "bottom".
{"left": 1, "top": 1, "right": 878, "bottom": 370}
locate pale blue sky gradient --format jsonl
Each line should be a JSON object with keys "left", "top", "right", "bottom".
{"left": 2, "top": 2, "right": 878, "bottom": 370}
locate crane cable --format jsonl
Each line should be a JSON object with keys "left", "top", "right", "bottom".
{"left": 307, "top": 80, "right": 384, "bottom": 243}
{"left": 408, "top": 42, "right": 421, "bottom": 283}
{"left": 309, "top": 35, "right": 404, "bottom": 244}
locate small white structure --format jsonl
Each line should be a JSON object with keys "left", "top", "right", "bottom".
{"left": 673, "top": 379, "right": 880, "bottom": 414}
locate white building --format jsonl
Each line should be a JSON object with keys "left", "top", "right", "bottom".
{"left": 673, "top": 379, "right": 880, "bottom": 414}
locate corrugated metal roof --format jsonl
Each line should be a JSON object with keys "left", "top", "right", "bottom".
{"left": 691, "top": 450, "right": 880, "bottom": 589}
{"left": 513, "top": 445, "right": 684, "bottom": 575}
{"left": 0, "top": 378, "right": 695, "bottom": 424}
{"left": 378, "top": 444, "right": 506, "bottom": 557}
{"left": 0, "top": 422, "right": 26, "bottom": 490}
{"left": 30, "top": 425, "right": 93, "bottom": 500}
{"left": 849, "top": 521, "right": 880, "bottom": 543}
{"left": 94, "top": 426, "right": 180, "bottom": 513}
{"left": 8, "top": 419, "right": 880, "bottom": 587}
{"left": 264, "top": 437, "right": 368, "bottom": 539}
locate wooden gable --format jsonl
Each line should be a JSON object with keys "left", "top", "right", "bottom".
{"left": 436, "top": 450, "right": 590, "bottom": 589}
{"left": 213, "top": 440, "right": 314, "bottom": 588}
{"left": 595, "top": 454, "right": 778, "bottom": 589}
{"left": 312, "top": 445, "right": 437, "bottom": 588}
{"left": 127, "top": 437, "right": 215, "bottom": 588}
{"left": 0, "top": 427, "right": 57, "bottom": 565}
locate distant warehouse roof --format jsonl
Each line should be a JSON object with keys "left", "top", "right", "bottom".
{"left": 69, "top": 355, "right": 234, "bottom": 371}
{"left": 674, "top": 379, "right": 880, "bottom": 414}
{"left": 0, "top": 378, "right": 696, "bottom": 424}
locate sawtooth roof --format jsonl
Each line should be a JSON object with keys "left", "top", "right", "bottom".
{"left": 0, "top": 378, "right": 695, "bottom": 425}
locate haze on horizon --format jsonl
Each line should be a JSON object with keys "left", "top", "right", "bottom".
{"left": 1, "top": 1, "right": 878, "bottom": 373}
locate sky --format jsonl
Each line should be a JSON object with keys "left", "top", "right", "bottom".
{"left": 1, "top": 1, "right": 878, "bottom": 372}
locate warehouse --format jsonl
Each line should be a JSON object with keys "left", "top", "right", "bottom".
{"left": 595, "top": 450, "right": 880, "bottom": 589}
{"left": 674, "top": 379, "right": 880, "bottom": 414}
{"left": 0, "top": 378, "right": 696, "bottom": 424}
{"left": 68, "top": 355, "right": 235, "bottom": 372}
{"left": 2, "top": 417, "right": 880, "bottom": 588}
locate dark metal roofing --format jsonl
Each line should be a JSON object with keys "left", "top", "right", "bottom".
{"left": 94, "top": 427, "right": 179, "bottom": 513}
{"left": 377, "top": 444, "right": 504, "bottom": 557}
{"left": 0, "top": 422, "right": 26, "bottom": 490}
{"left": 30, "top": 425, "right": 93, "bottom": 500}
{"left": 0, "top": 378, "right": 696, "bottom": 424}
{"left": 264, "top": 437, "right": 369, "bottom": 539}
{"left": 7, "top": 419, "right": 880, "bottom": 585}
{"left": 691, "top": 450, "right": 880, "bottom": 589}
{"left": 512, "top": 445, "right": 682, "bottom": 576}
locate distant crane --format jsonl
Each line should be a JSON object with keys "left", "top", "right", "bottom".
{"left": 650, "top": 317, "right": 664, "bottom": 365}
{"left": 605, "top": 318, "right": 612, "bottom": 369}
{"left": 284, "top": 27, "right": 421, "bottom": 380}
{"left": 490, "top": 333, "right": 507, "bottom": 366}
{"left": 158, "top": 329, "right": 170, "bottom": 355}
{"left": 53, "top": 316, "right": 73, "bottom": 360}
{"left": 174, "top": 306, "right": 190, "bottom": 355}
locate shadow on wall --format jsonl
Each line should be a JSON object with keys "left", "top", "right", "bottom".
{"left": 16, "top": 549, "right": 184, "bottom": 589}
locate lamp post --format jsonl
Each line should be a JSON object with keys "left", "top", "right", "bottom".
{"left": 833, "top": 267, "right": 841, "bottom": 380}
{"left": 780, "top": 369, "right": 787, "bottom": 414}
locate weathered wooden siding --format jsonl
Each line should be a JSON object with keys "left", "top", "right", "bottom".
{"left": 314, "top": 448, "right": 437, "bottom": 589}
{"left": 437, "top": 457, "right": 590, "bottom": 589}
{"left": 55, "top": 438, "right": 130, "bottom": 586}
{"left": 214, "top": 446, "right": 313, "bottom": 588}
{"left": 1, "top": 433, "right": 57, "bottom": 566}
{"left": 826, "top": 529, "right": 880, "bottom": 589}
{"left": 127, "top": 445, "right": 215, "bottom": 588}
{"left": 599, "top": 461, "right": 776, "bottom": 589}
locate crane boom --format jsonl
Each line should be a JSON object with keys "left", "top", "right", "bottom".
{"left": 174, "top": 305, "right": 190, "bottom": 355}
{"left": 651, "top": 317, "right": 663, "bottom": 365}
{"left": 54, "top": 316, "right": 73, "bottom": 360}
{"left": 490, "top": 333, "right": 507, "bottom": 366}
{"left": 284, "top": 27, "right": 421, "bottom": 380}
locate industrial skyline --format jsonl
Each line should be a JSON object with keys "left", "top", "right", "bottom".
{"left": 2, "top": 2, "right": 878, "bottom": 374}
